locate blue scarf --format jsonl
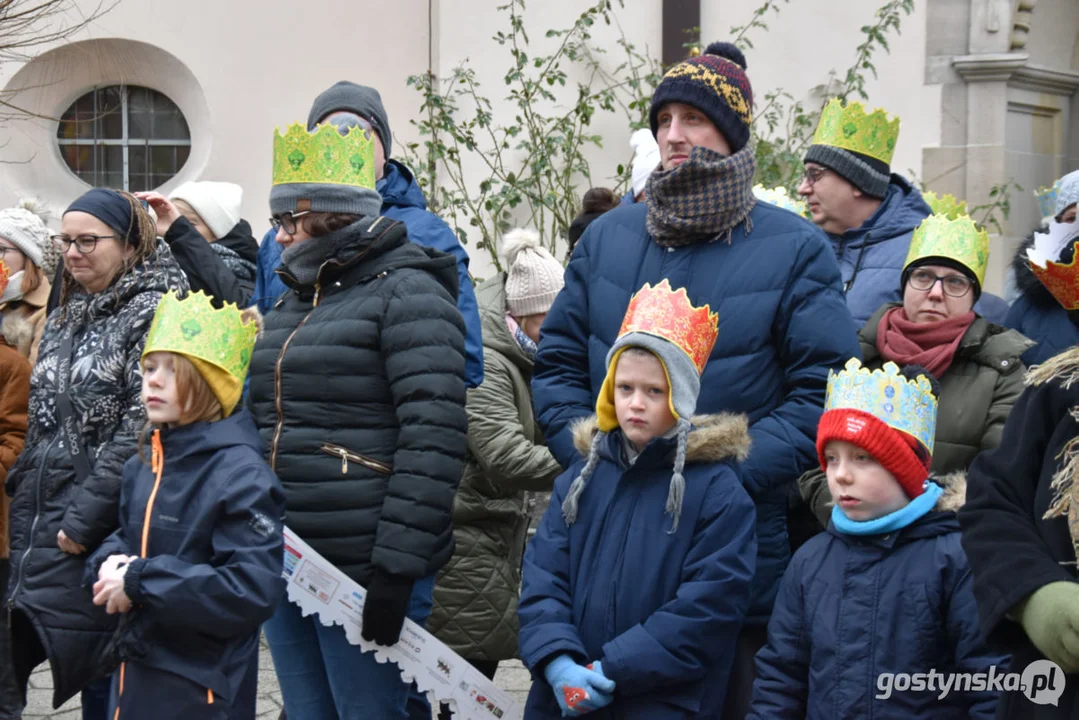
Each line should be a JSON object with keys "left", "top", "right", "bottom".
{"left": 831, "top": 481, "right": 944, "bottom": 536}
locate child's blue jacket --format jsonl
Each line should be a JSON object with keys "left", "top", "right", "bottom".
{"left": 518, "top": 414, "right": 757, "bottom": 718}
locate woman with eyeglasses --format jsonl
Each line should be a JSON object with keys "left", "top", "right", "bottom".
{"left": 799, "top": 213, "right": 1033, "bottom": 529}
{"left": 0, "top": 188, "right": 188, "bottom": 719}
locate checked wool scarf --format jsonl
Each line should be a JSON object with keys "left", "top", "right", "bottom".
{"left": 645, "top": 144, "right": 757, "bottom": 247}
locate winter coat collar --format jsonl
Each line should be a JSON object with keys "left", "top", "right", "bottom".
{"left": 826, "top": 471, "right": 968, "bottom": 547}
{"left": 276, "top": 216, "right": 459, "bottom": 303}
{"left": 475, "top": 274, "right": 533, "bottom": 375}
{"left": 147, "top": 409, "right": 263, "bottom": 461}
{"left": 831, "top": 175, "right": 931, "bottom": 249}
{"left": 378, "top": 160, "right": 427, "bottom": 213}
{"left": 571, "top": 413, "right": 751, "bottom": 468}
{"left": 215, "top": 219, "right": 259, "bottom": 265}
{"left": 861, "top": 303, "right": 1035, "bottom": 372}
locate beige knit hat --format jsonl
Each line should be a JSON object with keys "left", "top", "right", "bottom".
{"left": 500, "top": 228, "right": 565, "bottom": 317}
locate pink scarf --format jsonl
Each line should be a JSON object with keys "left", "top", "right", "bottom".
{"left": 876, "top": 306, "right": 975, "bottom": 378}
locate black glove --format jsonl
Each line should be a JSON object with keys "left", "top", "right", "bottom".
{"left": 361, "top": 570, "right": 414, "bottom": 646}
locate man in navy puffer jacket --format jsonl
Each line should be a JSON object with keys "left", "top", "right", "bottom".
{"left": 532, "top": 40, "right": 861, "bottom": 718}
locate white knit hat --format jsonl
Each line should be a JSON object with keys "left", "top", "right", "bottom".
{"left": 499, "top": 228, "right": 565, "bottom": 316}
{"left": 169, "top": 181, "right": 243, "bottom": 240}
{"left": 0, "top": 199, "right": 56, "bottom": 274}
{"left": 631, "top": 128, "right": 660, "bottom": 198}
{"left": 1056, "top": 170, "right": 1079, "bottom": 218}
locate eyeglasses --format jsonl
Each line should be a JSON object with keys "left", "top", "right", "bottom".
{"left": 0, "top": 246, "right": 24, "bottom": 260}
{"left": 908, "top": 268, "right": 974, "bottom": 298}
{"left": 801, "top": 167, "right": 829, "bottom": 187}
{"left": 50, "top": 234, "right": 120, "bottom": 254}
{"left": 269, "top": 211, "right": 311, "bottom": 235}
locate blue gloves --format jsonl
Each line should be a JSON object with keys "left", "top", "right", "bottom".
{"left": 543, "top": 655, "right": 616, "bottom": 716}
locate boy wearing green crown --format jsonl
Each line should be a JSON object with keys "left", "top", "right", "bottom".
{"left": 749, "top": 360, "right": 1004, "bottom": 718}
{"left": 85, "top": 292, "right": 285, "bottom": 719}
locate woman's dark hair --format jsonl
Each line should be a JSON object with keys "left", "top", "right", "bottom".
{"left": 581, "top": 187, "right": 619, "bottom": 215}
{"left": 300, "top": 212, "right": 361, "bottom": 238}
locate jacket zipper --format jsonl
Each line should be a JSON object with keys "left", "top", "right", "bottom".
{"left": 319, "top": 444, "right": 393, "bottom": 476}
{"left": 9, "top": 435, "right": 59, "bottom": 625}
{"left": 269, "top": 283, "right": 321, "bottom": 472}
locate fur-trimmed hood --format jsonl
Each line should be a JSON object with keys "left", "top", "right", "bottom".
{"left": 933, "top": 471, "right": 967, "bottom": 512}
{"left": 571, "top": 413, "right": 752, "bottom": 465}
{"left": 1011, "top": 225, "right": 1061, "bottom": 308}
{"left": 0, "top": 309, "right": 34, "bottom": 357}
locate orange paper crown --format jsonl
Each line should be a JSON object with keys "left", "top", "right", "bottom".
{"left": 617, "top": 279, "right": 719, "bottom": 375}
{"left": 1028, "top": 222, "right": 1079, "bottom": 310}
{"left": 0, "top": 260, "right": 9, "bottom": 298}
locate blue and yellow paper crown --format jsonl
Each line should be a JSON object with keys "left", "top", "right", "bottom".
{"left": 272, "top": 122, "right": 376, "bottom": 189}
{"left": 812, "top": 98, "right": 900, "bottom": 166}
{"left": 1035, "top": 180, "right": 1062, "bottom": 219}
{"left": 143, "top": 291, "right": 260, "bottom": 415}
{"left": 825, "top": 358, "right": 938, "bottom": 453}
{"left": 753, "top": 185, "right": 809, "bottom": 218}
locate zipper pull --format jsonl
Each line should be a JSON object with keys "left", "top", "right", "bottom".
{"left": 339, "top": 450, "right": 348, "bottom": 475}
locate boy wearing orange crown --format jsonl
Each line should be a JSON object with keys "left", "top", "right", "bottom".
{"left": 85, "top": 291, "right": 285, "bottom": 719}
{"left": 518, "top": 280, "right": 758, "bottom": 719}
{"left": 748, "top": 359, "right": 1004, "bottom": 719}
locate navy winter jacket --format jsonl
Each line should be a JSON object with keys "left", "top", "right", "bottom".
{"left": 827, "top": 175, "right": 931, "bottom": 326}
{"left": 518, "top": 415, "right": 757, "bottom": 719}
{"left": 748, "top": 476, "right": 1005, "bottom": 720}
{"left": 1004, "top": 229, "right": 1079, "bottom": 365}
{"left": 85, "top": 411, "right": 286, "bottom": 708}
{"left": 250, "top": 161, "right": 483, "bottom": 387}
{"left": 532, "top": 200, "right": 860, "bottom": 620}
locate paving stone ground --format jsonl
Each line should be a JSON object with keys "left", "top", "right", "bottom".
{"left": 23, "top": 637, "right": 532, "bottom": 719}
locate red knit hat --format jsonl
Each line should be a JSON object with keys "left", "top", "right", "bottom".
{"left": 816, "top": 408, "right": 931, "bottom": 499}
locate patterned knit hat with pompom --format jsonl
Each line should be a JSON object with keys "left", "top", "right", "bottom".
{"left": 499, "top": 228, "right": 565, "bottom": 317}
{"left": 649, "top": 41, "right": 754, "bottom": 152}
{"left": 0, "top": 199, "right": 58, "bottom": 276}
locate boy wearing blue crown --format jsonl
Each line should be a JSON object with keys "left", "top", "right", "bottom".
{"left": 748, "top": 359, "right": 1004, "bottom": 719}
{"left": 518, "top": 280, "right": 757, "bottom": 719}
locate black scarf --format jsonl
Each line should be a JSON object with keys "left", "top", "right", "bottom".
{"left": 645, "top": 145, "right": 757, "bottom": 247}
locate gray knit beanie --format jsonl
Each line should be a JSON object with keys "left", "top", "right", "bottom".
{"left": 499, "top": 228, "right": 564, "bottom": 316}
{"left": 0, "top": 199, "right": 58, "bottom": 275}
{"left": 307, "top": 81, "right": 393, "bottom": 159}
{"left": 803, "top": 144, "right": 891, "bottom": 199}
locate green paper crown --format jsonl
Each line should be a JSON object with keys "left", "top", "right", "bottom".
{"left": 826, "top": 358, "right": 938, "bottom": 453}
{"left": 143, "top": 291, "right": 259, "bottom": 384}
{"left": 921, "top": 191, "right": 968, "bottom": 220}
{"left": 272, "top": 122, "right": 376, "bottom": 189}
{"left": 904, "top": 214, "right": 990, "bottom": 287}
{"left": 812, "top": 98, "right": 900, "bottom": 166}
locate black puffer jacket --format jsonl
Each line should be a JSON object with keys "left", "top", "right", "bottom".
{"left": 1004, "top": 228, "right": 1079, "bottom": 366}
{"left": 164, "top": 217, "right": 258, "bottom": 308}
{"left": 247, "top": 216, "right": 468, "bottom": 586}
{"left": 4, "top": 240, "right": 188, "bottom": 708}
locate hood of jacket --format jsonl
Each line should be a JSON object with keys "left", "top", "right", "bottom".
{"left": 861, "top": 302, "right": 1035, "bottom": 370}
{"left": 826, "top": 471, "right": 968, "bottom": 544}
{"left": 378, "top": 159, "right": 427, "bottom": 213}
{"left": 62, "top": 239, "right": 188, "bottom": 324}
{"left": 277, "top": 216, "right": 460, "bottom": 302}
{"left": 834, "top": 174, "right": 931, "bottom": 249}
{"left": 1011, "top": 225, "right": 1064, "bottom": 309}
{"left": 475, "top": 274, "right": 534, "bottom": 375}
{"left": 152, "top": 408, "right": 263, "bottom": 462}
{"left": 570, "top": 413, "right": 752, "bottom": 466}
{"left": 217, "top": 219, "right": 259, "bottom": 265}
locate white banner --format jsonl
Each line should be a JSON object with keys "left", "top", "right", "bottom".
{"left": 281, "top": 526, "right": 524, "bottom": 720}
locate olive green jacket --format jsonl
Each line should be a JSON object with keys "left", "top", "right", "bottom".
{"left": 428, "top": 275, "right": 562, "bottom": 661}
{"left": 800, "top": 303, "right": 1034, "bottom": 528}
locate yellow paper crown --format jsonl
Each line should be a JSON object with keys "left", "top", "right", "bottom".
{"left": 272, "top": 122, "right": 376, "bottom": 189}
{"left": 920, "top": 191, "right": 968, "bottom": 220}
{"left": 143, "top": 291, "right": 260, "bottom": 414}
{"left": 811, "top": 98, "right": 900, "bottom": 166}
{"left": 826, "top": 358, "right": 938, "bottom": 453}
{"left": 904, "top": 214, "right": 990, "bottom": 287}
{"left": 1035, "top": 180, "right": 1062, "bottom": 219}
{"left": 753, "top": 185, "right": 809, "bottom": 218}
{"left": 617, "top": 279, "right": 719, "bottom": 376}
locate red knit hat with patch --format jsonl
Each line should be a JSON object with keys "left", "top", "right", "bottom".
{"left": 816, "top": 408, "right": 931, "bottom": 499}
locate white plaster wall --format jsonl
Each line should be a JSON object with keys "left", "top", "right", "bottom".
{"left": 0, "top": 0, "right": 432, "bottom": 234}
